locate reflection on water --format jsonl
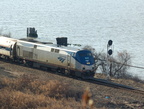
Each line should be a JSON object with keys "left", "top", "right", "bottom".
{"left": 0, "top": 0, "right": 144, "bottom": 79}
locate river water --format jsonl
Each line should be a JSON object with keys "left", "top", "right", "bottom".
{"left": 0, "top": 0, "right": 144, "bottom": 79}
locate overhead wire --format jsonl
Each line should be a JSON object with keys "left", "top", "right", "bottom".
{"left": 96, "top": 58, "right": 144, "bottom": 70}
{"left": 108, "top": 59, "right": 144, "bottom": 70}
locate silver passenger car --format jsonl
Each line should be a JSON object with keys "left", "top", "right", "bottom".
{"left": 0, "top": 36, "right": 17, "bottom": 58}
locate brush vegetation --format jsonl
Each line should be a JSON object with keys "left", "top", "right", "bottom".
{"left": 83, "top": 45, "right": 144, "bottom": 82}
{"left": 0, "top": 28, "right": 11, "bottom": 37}
{"left": 0, "top": 75, "right": 83, "bottom": 109}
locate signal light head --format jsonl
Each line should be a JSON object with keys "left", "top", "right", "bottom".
{"left": 108, "top": 40, "right": 113, "bottom": 46}
{"left": 108, "top": 49, "right": 113, "bottom": 55}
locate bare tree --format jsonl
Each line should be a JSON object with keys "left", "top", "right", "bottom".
{"left": 111, "top": 51, "right": 131, "bottom": 78}
{"left": 83, "top": 45, "right": 131, "bottom": 78}
{"left": 0, "top": 28, "right": 11, "bottom": 37}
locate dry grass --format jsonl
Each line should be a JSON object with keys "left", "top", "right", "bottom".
{"left": 0, "top": 74, "right": 83, "bottom": 109}
{"left": 0, "top": 74, "right": 143, "bottom": 109}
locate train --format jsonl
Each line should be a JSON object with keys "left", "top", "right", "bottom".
{"left": 0, "top": 36, "right": 95, "bottom": 79}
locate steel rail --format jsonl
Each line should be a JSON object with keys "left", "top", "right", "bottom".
{"left": 85, "top": 77, "right": 144, "bottom": 95}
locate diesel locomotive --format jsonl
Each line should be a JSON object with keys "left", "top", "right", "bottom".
{"left": 0, "top": 36, "right": 95, "bottom": 79}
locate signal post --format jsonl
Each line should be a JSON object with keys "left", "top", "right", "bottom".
{"left": 107, "top": 40, "right": 113, "bottom": 79}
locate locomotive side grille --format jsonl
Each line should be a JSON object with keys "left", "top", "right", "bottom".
{"left": 23, "top": 51, "right": 33, "bottom": 58}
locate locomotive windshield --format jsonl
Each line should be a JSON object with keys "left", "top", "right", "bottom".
{"left": 78, "top": 52, "right": 92, "bottom": 57}
{"left": 75, "top": 50, "right": 95, "bottom": 65}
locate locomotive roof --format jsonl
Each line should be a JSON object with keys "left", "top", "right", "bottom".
{"left": 17, "top": 39, "right": 81, "bottom": 53}
{"left": 19, "top": 38, "right": 53, "bottom": 44}
{"left": 0, "top": 36, "right": 83, "bottom": 53}
{"left": 0, "top": 36, "right": 18, "bottom": 42}
{"left": 0, "top": 36, "right": 18, "bottom": 47}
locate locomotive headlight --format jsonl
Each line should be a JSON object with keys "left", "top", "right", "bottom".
{"left": 87, "top": 62, "right": 90, "bottom": 64}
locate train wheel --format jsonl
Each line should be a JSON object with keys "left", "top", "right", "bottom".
{"left": 5, "top": 56, "right": 9, "bottom": 61}
{"left": 56, "top": 68, "right": 61, "bottom": 73}
{"left": 26, "top": 61, "right": 33, "bottom": 67}
{"left": 69, "top": 70, "right": 75, "bottom": 77}
{"left": 56, "top": 68, "right": 65, "bottom": 74}
{"left": 65, "top": 69, "right": 70, "bottom": 76}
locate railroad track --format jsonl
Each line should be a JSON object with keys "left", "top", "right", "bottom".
{"left": 0, "top": 59, "right": 144, "bottom": 95}
{"left": 85, "top": 77, "right": 144, "bottom": 95}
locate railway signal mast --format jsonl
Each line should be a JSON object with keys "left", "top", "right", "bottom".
{"left": 107, "top": 40, "right": 113, "bottom": 56}
{"left": 107, "top": 40, "right": 113, "bottom": 79}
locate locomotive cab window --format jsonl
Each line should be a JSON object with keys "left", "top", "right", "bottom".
{"left": 51, "top": 48, "right": 54, "bottom": 52}
{"left": 75, "top": 50, "right": 95, "bottom": 65}
{"left": 72, "top": 53, "right": 76, "bottom": 57}
{"left": 55, "top": 49, "right": 59, "bottom": 53}
{"left": 78, "top": 52, "right": 92, "bottom": 57}
{"left": 34, "top": 45, "right": 37, "bottom": 48}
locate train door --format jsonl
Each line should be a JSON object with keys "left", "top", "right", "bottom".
{"left": 11, "top": 43, "right": 17, "bottom": 58}
{"left": 33, "top": 45, "right": 37, "bottom": 60}
{"left": 10, "top": 45, "right": 13, "bottom": 57}
{"left": 17, "top": 46, "right": 20, "bottom": 57}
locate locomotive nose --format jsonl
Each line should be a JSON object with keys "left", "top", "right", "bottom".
{"left": 81, "top": 64, "right": 94, "bottom": 72}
